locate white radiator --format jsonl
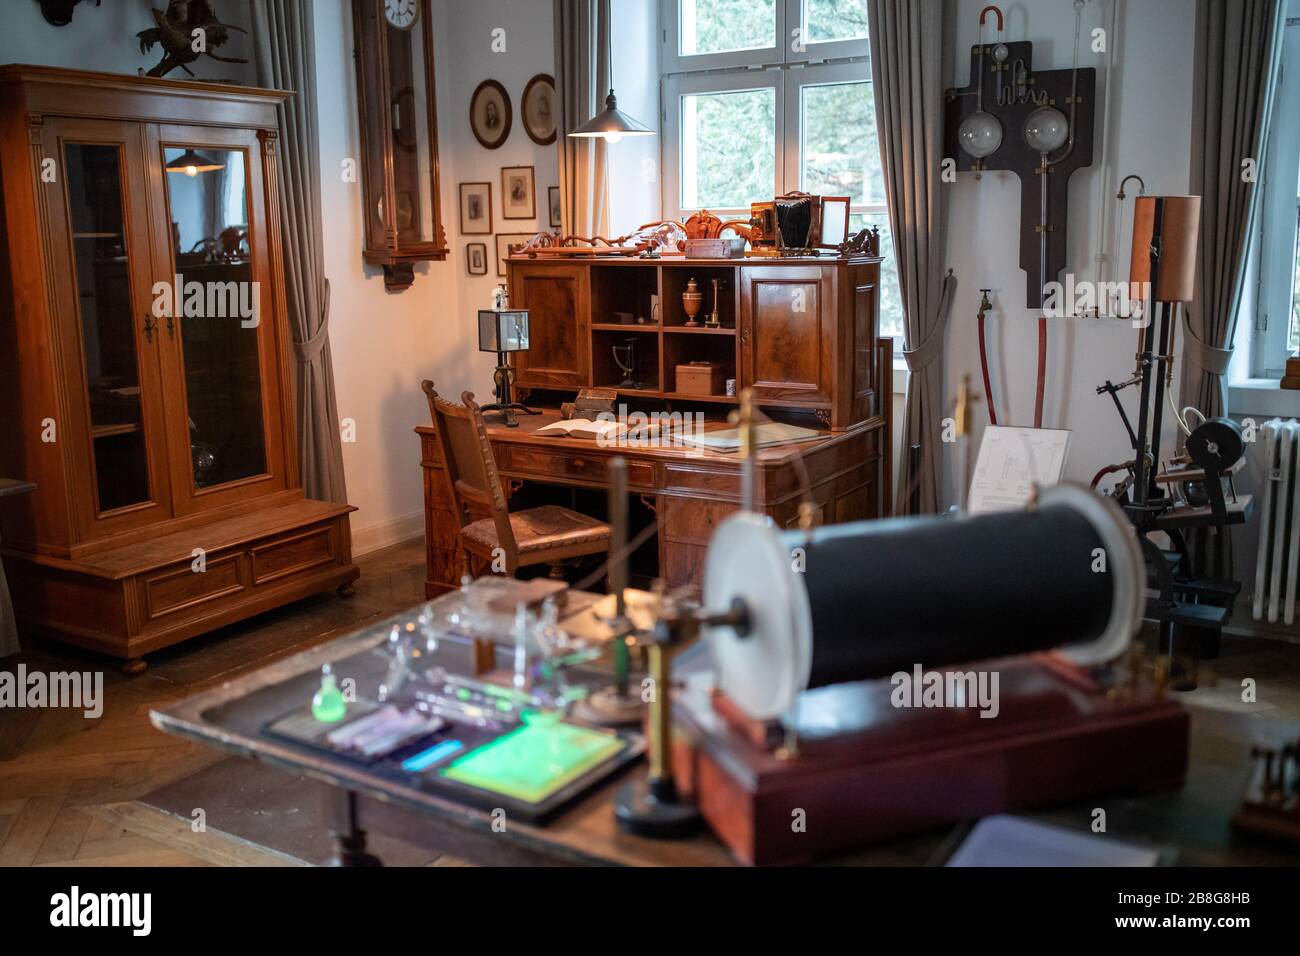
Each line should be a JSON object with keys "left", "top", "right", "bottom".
{"left": 1253, "top": 418, "right": 1300, "bottom": 624}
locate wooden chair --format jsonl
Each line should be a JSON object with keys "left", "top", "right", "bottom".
{"left": 421, "top": 381, "right": 611, "bottom": 581}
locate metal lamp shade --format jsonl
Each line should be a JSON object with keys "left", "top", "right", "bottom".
{"left": 1128, "top": 196, "right": 1201, "bottom": 303}
{"left": 165, "top": 149, "right": 224, "bottom": 176}
{"left": 568, "top": 90, "right": 654, "bottom": 140}
{"left": 478, "top": 310, "right": 530, "bottom": 353}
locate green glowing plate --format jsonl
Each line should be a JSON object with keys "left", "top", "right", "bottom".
{"left": 440, "top": 720, "right": 627, "bottom": 805}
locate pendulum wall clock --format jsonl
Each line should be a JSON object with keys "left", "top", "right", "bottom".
{"left": 352, "top": 0, "right": 448, "bottom": 290}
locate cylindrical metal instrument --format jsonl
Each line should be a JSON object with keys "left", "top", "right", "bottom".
{"left": 703, "top": 484, "right": 1144, "bottom": 719}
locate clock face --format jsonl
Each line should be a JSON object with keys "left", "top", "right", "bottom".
{"left": 384, "top": 0, "right": 419, "bottom": 30}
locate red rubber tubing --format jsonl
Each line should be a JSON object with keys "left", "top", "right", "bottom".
{"left": 979, "top": 5, "right": 1004, "bottom": 32}
{"left": 1091, "top": 462, "right": 1128, "bottom": 489}
{"left": 1034, "top": 315, "right": 1047, "bottom": 429}
{"left": 978, "top": 312, "right": 998, "bottom": 425}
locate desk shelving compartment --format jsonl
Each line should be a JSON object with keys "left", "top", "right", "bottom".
{"left": 663, "top": 330, "right": 736, "bottom": 401}
{"left": 590, "top": 263, "right": 659, "bottom": 328}
{"left": 660, "top": 265, "right": 736, "bottom": 329}
{"left": 592, "top": 326, "right": 660, "bottom": 394}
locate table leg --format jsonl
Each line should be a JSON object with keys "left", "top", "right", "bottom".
{"left": 328, "top": 790, "right": 383, "bottom": 867}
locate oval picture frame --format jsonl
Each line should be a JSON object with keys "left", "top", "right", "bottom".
{"left": 469, "top": 79, "right": 512, "bottom": 150}
{"left": 521, "top": 73, "right": 557, "bottom": 146}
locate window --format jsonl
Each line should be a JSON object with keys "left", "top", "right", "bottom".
{"left": 1252, "top": 19, "right": 1300, "bottom": 378}
{"left": 660, "top": 0, "right": 903, "bottom": 339}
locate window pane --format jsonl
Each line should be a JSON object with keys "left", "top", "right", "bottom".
{"left": 680, "top": 87, "right": 776, "bottom": 209}
{"left": 851, "top": 211, "right": 903, "bottom": 340}
{"left": 163, "top": 147, "right": 267, "bottom": 489}
{"left": 804, "top": 0, "right": 869, "bottom": 44}
{"left": 680, "top": 0, "right": 776, "bottom": 56}
{"left": 64, "top": 143, "right": 151, "bottom": 512}
{"left": 800, "top": 81, "right": 883, "bottom": 206}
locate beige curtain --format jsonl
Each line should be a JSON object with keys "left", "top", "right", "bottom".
{"left": 1180, "top": 0, "right": 1284, "bottom": 577}
{"left": 252, "top": 0, "right": 349, "bottom": 504}
{"left": 867, "top": 0, "right": 955, "bottom": 515}
{"left": 554, "top": 0, "right": 611, "bottom": 239}
{"left": 1182, "top": 0, "right": 1285, "bottom": 420}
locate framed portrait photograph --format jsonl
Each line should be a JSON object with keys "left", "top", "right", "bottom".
{"left": 521, "top": 73, "right": 557, "bottom": 146}
{"left": 459, "top": 182, "right": 492, "bottom": 235}
{"left": 818, "top": 196, "right": 851, "bottom": 248}
{"left": 469, "top": 79, "right": 511, "bottom": 150}
{"left": 495, "top": 233, "right": 533, "bottom": 276}
{"left": 466, "top": 242, "right": 488, "bottom": 276}
{"left": 501, "top": 166, "right": 536, "bottom": 220}
{"left": 548, "top": 186, "right": 562, "bottom": 229}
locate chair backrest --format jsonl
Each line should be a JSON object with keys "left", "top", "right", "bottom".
{"left": 421, "top": 381, "right": 516, "bottom": 557}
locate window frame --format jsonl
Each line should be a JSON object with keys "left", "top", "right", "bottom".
{"left": 661, "top": 69, "right": 785, "bottom": 221}
{"left": 659, "top": 0, "right": 786, "bottom": 74}
{"left": 784, "top": 59, "right": 885, "bottom": 232}
{"left": 1252, "top": 20, "right": 1300, "bottom": 378}
{"left": 658, "top": 0, "right": 895, "bottom": 335}
{"left": 787, "top": 0, "right": 871, "bottom": 63}
{"left": 659, "top": 0, "right": 871, "bottom": 76}
{"left": 658, "top": 1, "right": 874, "bottom": 223}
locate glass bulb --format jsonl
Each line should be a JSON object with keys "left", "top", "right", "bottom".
{"left": 604, "top": 131, "right": 623, "bottom": 144}
{"left": 1023, "top": 106, "right": 1069, "bottom": 153}
{"left": 184, "top": 165, "right": 198, "bottom": 177}
{"left": 958, "top": 110, "right": 1003, "bottom": 160}
{"left": 993, "top": 43, "right": 1010, "bottom": 63}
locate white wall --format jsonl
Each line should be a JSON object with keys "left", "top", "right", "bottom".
{"left": 941, "top": 0, "right": 1196, "bottom": 504}
{"left": 0, "top": 0, "right": 255, "bottom": 81}
{"left": 313, "top": 0, "right": 467, "bottom": 554}
{"left": 607, "top": 0, "right": 662, "bottom": 233}
{"left": 438, "top": 0, "right": 561, "bottom": 403}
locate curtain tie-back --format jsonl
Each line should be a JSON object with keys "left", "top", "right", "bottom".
{"left": 1182, "top": 311, "right": 1233, "bottom": 376}
{"left": 293, "top": 278, "right": 331, "bottom": 365}
{"left": 901, "top": 269, "right": 955, "bottom": 372}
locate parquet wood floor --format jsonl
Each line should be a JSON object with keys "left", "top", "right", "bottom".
{"left": 0, "top": 540, "right": 427, "bottom": 867}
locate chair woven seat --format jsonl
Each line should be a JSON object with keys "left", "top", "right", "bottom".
{"left": 462, "top": 505, "right": 610, "bottom": 555}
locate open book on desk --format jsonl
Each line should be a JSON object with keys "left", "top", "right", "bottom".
{"left": 534, "top": 418, "right": 663, "bottom": 441}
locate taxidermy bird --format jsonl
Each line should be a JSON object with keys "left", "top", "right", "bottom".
{"left": 137, "top": 0, "right": 248, "bottom": 78}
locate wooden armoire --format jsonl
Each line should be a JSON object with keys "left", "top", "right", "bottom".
{"left": 0, "top": 66, "right": 358, "bottom": 671}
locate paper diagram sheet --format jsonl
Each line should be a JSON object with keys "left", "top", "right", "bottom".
{"left": 968, "top": 426, "right": 1071, "bottom": 513}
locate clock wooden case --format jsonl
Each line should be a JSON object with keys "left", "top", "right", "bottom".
{"left": 352, "top": 0, "right": 448, "bottom": 290}
{"left": 0, "top": 66, "right": 359, "bottom": 672}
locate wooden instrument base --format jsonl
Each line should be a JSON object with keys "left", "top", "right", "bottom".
{"left": 670, "top": 654, "right": 1189, "bottom": 865}
{"left": 1230, "top": 725, "right": 1300, "bottom": 844}
{"left": 1281, "top": 355, "right": 1300, "bottom": 390}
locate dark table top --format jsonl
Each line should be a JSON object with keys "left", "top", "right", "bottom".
{"left": 151, "top": 603, "right": 1300, "bottom": 866}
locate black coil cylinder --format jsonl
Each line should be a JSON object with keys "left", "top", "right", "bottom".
{"left": 784, "top": 503, "right": 1115, "bottom": 689}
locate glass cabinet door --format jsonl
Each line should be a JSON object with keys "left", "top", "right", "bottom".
{"left": 148, "top": 125, "right": 288, "bottom": 513}
{"left": 46, "top": 119, "right": 173, "bottom": 535}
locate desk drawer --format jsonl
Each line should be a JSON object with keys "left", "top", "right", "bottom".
{"left": 499, "top": 446, "right": 656, "bottom": 487}
{"left": 662, "top": 498, "right": 738, "bottom": 546}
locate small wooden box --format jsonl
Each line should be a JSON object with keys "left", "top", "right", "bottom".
{"left": 676, "top": 362, "right": 725, "bottom": 396}
{"left": 685, "top": 237, "right": 746, "bottom": 259}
